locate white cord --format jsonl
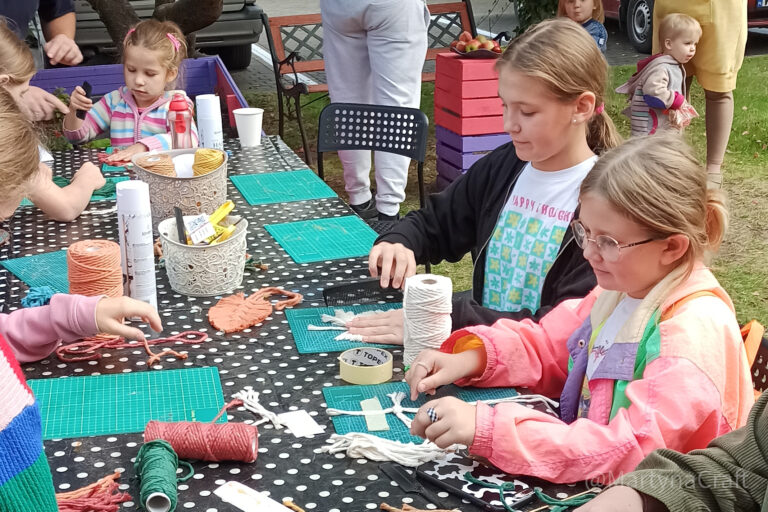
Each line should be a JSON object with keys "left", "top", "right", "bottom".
{"left": 233, "top": 387, "right": 283, "bottom": 429}
{"left": 317, "top": 433, "right": 459, "bottom": 467}
{"left": 402, "top": 275, "right": 453, "bottom": 367}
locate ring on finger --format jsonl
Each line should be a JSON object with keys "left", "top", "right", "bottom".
{"left": 426, "top": 407, "right": 438, "bottom": 423}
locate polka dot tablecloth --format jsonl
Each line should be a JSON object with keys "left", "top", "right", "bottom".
{"left": 0, "top": 137, "right": 591, "bottom": 511}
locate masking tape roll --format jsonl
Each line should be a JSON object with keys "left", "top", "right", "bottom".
{"left": 338, "top": 347, "right": 393, "bottom": 385}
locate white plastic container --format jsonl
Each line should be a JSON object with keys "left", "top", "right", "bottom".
{"left": 158, "top": 216, "right": 248, "bottom": 297}
{"left": 196, "top": 94, "right": 224, "bottom": 150}
{"left": 116, "top": 180, "right": 158, "bottom": 309}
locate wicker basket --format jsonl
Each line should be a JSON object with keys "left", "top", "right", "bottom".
{"left": 131, "top": 148, "right": 228, "bottom": 233}
{"left": 158, "top": 215, "right": 247, "bottom": 297}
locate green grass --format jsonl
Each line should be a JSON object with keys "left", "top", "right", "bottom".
{"left": 244, "top": 55, "right": 768, "bottom": 325}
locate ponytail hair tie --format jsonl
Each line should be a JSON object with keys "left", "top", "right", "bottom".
{"left": 595, "top": 103, "right": 605, "bottom": 115}
{"left": 166, "top": 33, "right": 181, "bottom": 52}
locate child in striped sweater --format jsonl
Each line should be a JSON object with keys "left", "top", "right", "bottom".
{"left": 0, "top": 86, "right": 163, "bottom": 510}
{"left": 63, "top": 19, "right": 198, "bottom": 165}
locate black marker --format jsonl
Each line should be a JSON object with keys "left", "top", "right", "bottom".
{"left": 76, "top": 81, "right": 92, "bottom": 120}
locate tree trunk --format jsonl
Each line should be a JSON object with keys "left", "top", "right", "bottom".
{"left": 85, "top": 0, "right": 140, "bottom": 46}
{"left": 153, "top": 0, "right": 223, "bottom": 35}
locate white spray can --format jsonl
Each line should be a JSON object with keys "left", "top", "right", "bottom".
{"left": 196, "top": 94, "right": 224, "bottom": 150}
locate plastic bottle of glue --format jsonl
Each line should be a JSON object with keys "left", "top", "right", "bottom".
{"left": 167, "top": 93, "right": 193, "bottom": 149}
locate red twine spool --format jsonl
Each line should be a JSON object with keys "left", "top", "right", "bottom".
{"left": 144, "top": 420, "right": 259, "bottom": 463}
{"left": 67, "top": 240, "right": 123, "bottom": 298}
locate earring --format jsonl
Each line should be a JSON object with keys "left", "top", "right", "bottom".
{"left": 572, "top": 118, "right": 577, "bottom": 124}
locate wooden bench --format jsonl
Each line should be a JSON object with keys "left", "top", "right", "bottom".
{"left": 260, "top": 1, "right": 476, "bottom": 164}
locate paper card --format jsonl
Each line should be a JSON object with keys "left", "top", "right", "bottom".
{"left": 184, "top": 213, "right": 216, "bottom": 244}
{"left": 277, "top": 410, "right": 326, "bottom": 438}
{"left": 360, "top": 397, "right": 389, "bottom": 432}
{"left": 214, "top": 481, "right": 292, "bottom": 512}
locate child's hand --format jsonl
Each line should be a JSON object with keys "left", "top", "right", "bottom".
{"left": 106, "top": 143, "right": 147, "bottom": 164}
{"left": 95, "top": 296, "right": 163, "bottom": 342}
{"left": 346, "top": 309, "right": 404, "bottom": 345}
{"left": 69, "top": 85, "right": 93, "bottom": 113}
{"left": 410, "top": 396, "right": 476, "bottom": 448}
{"left": 73, "top": 162, "right": 106, "bottom": 190}
{"left": 573, "top": 486, "right": 643, "bottom": 512}
{"left": 405, "top": 347, "right": 486, "bottom": 400}
{"left": 368, "top": 242, "right": 416, "bottom": 289}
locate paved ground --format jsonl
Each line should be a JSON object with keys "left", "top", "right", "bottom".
{"left": 232, "top": 1, "right": 768, "bottom": 94}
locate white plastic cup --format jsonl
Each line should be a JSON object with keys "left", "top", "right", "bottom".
{"left": 233, "top": 107, "right": 264, "bottom": 147}
{"left": 196, "top": 94, "right": 224, "bottom": 150}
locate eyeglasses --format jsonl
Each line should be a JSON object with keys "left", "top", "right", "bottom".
{"left": 570, "top": 220, "right": 658, "bottom": 263}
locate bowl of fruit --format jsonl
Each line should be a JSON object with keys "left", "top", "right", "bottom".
{"left": 450, "top": 31, "right": 502, "bottom": 59}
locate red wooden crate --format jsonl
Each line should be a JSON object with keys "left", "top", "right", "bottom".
{"left": 435, "top": 71, "right": 499, "bottom": 99}
{"left": 435, "top": 52, "right": 499, "bottom": 81}
{"left": 434, "top": 107, "right": 504, "bottom": 136}
{"left": 435, "top": 87, "right": 502, "bottom": 117}
{"left": 30, "top": 56, "right": 247, "bottom": 130}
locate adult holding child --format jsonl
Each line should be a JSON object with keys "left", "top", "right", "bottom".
{"left": 652, "top": 0, "right": 748, "bottom": 188}
{"left": 348, "top": 18, "right": 620, "bottom": 345}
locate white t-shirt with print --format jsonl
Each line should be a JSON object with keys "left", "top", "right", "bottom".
{"left": 482, "top": 156, "right": 598, "bottom": 313}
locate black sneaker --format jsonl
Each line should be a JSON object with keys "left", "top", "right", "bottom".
{"left": 350, "top": 198, "right": 378, "bottom": 220}
{"left": 377, "top": 212, "right": 400, "bottom": 222}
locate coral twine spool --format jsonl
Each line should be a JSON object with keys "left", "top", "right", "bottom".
{"left": 67, "top": 240, "right": 123, "bottom": 298}
{"left": 144, "top": 420, "right": 259, "bottom": 462}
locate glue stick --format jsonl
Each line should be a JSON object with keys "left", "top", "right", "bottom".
{"left": 116, "top": 180, "right": 158, "bottom": 311}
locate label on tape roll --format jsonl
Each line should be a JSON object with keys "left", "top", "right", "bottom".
{"left": 338, "top": 347, "right": 393, "bottom": 385}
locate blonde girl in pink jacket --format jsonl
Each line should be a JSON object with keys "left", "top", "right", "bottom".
{"left": 406, "top": 134, "right": 754, "bottom": 484}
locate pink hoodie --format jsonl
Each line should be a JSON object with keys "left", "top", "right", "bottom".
{"left": 0, "top": 294, "right": 102, "bottom": 363}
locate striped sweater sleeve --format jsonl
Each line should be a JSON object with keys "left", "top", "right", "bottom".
{"left": 63, "top": 90, "right": 114, "bottom": 143}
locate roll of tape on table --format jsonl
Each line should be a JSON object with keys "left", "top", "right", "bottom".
{"left": 338, "top": 347, "right": 393, "bottom": 385}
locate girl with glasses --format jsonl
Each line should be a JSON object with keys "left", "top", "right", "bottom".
{"left": 405, "top": 134, "right": 753, "bottom": 484}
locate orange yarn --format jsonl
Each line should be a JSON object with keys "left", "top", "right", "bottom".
{"left": 207, "top": 287, "right": 303, "bottom": 333}
{"left": 56, "top": 471, "right": 131, "bottom": 512}
{"left": 67, "top": 240, "right": 123, "bottom": 298}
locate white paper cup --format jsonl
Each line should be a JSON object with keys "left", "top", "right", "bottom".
{"left": 233, "top": 107, "right": 264, "bottom": 147}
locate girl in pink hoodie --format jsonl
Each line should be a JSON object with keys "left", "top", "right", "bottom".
{"left": 406, "top": 134, "right": 753, "bottom": 484}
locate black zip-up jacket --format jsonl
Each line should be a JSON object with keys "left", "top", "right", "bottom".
{"left": 377, "top": 141, "right": 597, "bottom": 330}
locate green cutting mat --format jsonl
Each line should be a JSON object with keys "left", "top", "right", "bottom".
{"left": 19, "top": 176, "right": 129, "bottom": 207}
{"left": 285, "top": 303, "right": 402, "bottom": 354}
{"left": 230, "top": 169, "right": 337, "bottom": 205}
{"left": 0, "top": 249, "right": 69, "bottom": 293}
{"left": 323, "top": 382, "right": 519, "bottom": 444}
{"left": 29, "top": 367, "right": 226, "bottom": 440}
{"left": 265, "top": 216, "right": 378, "bottom": 264}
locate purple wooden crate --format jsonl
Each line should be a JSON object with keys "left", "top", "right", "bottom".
{"left": 435, "top": 125, "right": 510, "bottom": 153}
{"left": 436, "top": 174, "right": 454, "bottom": 191}
{"left": 30, "top": 56, "right": 247, "bottom": 128}
{"left": 436, "top": 156, "right": 465, "bottom": 183}
{"left": 436, "top": 141, "right": 489, "bottom": 170}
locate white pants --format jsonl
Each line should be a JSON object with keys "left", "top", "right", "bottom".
{"left": 320, "top": 0, "right": 429, "bottom": 216}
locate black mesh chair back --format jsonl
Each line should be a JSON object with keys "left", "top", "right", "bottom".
{"left": 316, "top": 103, "right": 430, "bottom": 209}
{"left": 323, "top": 277, "right": 404, "bottom": 307}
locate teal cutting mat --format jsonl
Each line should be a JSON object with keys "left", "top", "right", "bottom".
{"left": 19, "top": 176, "right": 129, "bottom": 207}
{"left": 102, "top": 146, "right": 127, "bottom": 173}
{"left": 323, "top": 382, "right": 519, "bottom": 443}
{"left": 285, "top": 303, "right": 402, "bottom": 354}
{"left": 231, "top": 169, "right": 337, "bottom": 205}
{"left": 265, "top": 216, "right": 378, "bottom": 263}
{"left": 0, "top": 249, "right": 69, "bottom": 292}
{"left": 29, "top": 367, "right": 226, "bottom": 440}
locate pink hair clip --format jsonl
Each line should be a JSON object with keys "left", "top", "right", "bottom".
{"left": 166, "top": 33, "right": 181, "bottom": 53}
{"left": 595, "top": 102, "right": 605, "bottom": 115}
{"left": 123, "top": 27, "right": 136, "bottom": 45}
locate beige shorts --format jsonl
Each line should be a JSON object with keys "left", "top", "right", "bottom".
{"left": 653, "top": 0, "right": 747, "bottom": 92}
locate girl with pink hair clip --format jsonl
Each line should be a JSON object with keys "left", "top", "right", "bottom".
{"left": 63, "top": 19, "right": 198, "bottom": 164}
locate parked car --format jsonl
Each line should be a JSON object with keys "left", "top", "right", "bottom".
{"left": 74, "top": 0, "right": 263, "bottom": 70}
{"left": 603, "top": 0, "right": 768, "bottom": 53}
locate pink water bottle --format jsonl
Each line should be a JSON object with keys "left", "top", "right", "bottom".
{"left": 167, "top": 93, "right": 193, "bottom": 149}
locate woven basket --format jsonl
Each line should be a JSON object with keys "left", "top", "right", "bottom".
{"left": 158, "top": 216, "right": 247, "bottom": 297}
{"left": 131, "top": 148, "right": 228, "bottom": 233}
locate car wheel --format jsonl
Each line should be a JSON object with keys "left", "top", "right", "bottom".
{"left": 215, "top": 44, "right": 252, "bottom": 71}
{"left": 626, "top": 0, "right": 654, "bottom": 53}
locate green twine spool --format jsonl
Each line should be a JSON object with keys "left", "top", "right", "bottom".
{"left": 135, "top": 440, "right": 194, "bottom": 512}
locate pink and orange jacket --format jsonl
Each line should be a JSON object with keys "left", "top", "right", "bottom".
{"left": 444, "top": 264, "right": 754, "bottom": 484}
{"left": 0, "top": 294, "right": 101, "bottom": 363}
{"left": 63, "top": 86, "right": 198, "bottom": 151}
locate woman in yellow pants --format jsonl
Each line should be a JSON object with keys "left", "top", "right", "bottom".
{"left": 653, "top": 0, "right": 747, "bottom": 188}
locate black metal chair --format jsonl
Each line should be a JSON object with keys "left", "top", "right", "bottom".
{"left": 316, "top": 103, "right": 430, "bottom": 210}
